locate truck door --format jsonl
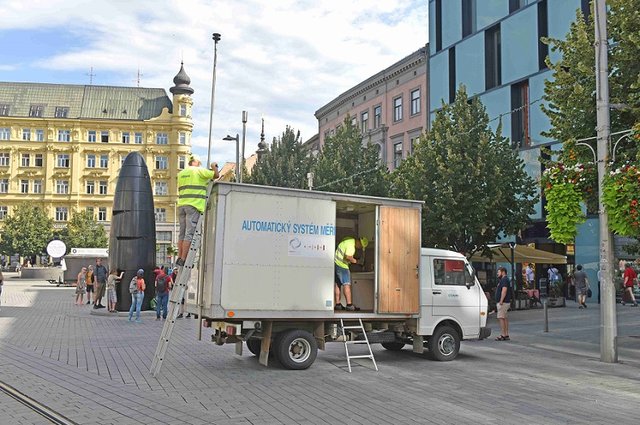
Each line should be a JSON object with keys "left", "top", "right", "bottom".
{"left": 431, "top": 258, "right": 479, "bottom": 336}
{"left": 378, "top": 206, "right": 420, "bottom": 314}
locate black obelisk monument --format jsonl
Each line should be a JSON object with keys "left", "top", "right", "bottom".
{"left": 110, "top": 152, "right": 156, "bottom": 311}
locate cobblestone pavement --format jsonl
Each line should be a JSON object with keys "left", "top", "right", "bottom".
{"left": 0, "top": 275, "right": 639, "bottom": 424}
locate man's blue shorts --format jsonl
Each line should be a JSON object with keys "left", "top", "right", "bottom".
{"left": 334, "top": 265, "right": 351, "bottom": 287}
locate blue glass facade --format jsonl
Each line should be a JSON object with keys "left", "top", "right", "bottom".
{"left": 429, "top": 0, "right": 598, "bottom": 295}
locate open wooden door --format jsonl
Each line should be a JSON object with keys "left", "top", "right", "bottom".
{"left": 377, "top": 206, "right": 420, "bottom": 313}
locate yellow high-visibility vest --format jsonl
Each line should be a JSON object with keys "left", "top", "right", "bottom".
{"left": 177, "top": 166, "right": 215, "bottom": 213}
{"left": 335, "top": 238, "right": 356, "bottom": 269}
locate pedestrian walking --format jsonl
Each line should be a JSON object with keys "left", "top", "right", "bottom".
{"left": 0, "top": 270, "right": 4, "bottom": 312}
{"left": 621, "top": 260, "right": 638, "bottom": 307}
{"left": 525, "top": 264, "right": 534, "bottom": 289}
{"left": 107, "top": 269, "right": 124, "bottom": 312}
{"left": 93, "top": 258, "right": 108, "bottom": 309}
{"left": 128, "top": 269, "right": 146, "bottom": 322}
{"left": 154, "top": 267, "right": 172, "bottom": 320}
{"left": 75, "top": 267, "right": 87, "bottom": 305}
{"left": 85, "top": 265, "right": 95, "bottom": 305}
{"left": 495, "top": 266, "right": 512, "bottom": 341}
{"left": 573, "top": 264, "right": 590, "bottom": 308}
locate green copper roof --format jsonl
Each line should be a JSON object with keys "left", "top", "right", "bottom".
{"left": 0, "top": 82, "right": 172, "bottom": 121}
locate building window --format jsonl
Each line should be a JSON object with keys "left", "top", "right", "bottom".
{"left": 0, "top": 153, "right": 9, "bottom": 166}
{"left": 86, "top": 206, "right": 94, "bottom": 218}
{"left": 33, "top": 179, "right": 42, "bottom": 194}
{"left": 351, "top": 116, "right": 357, "bottom": 127}
{"left": 393, "top": 97, "right": 403, "bottom": 122}
{"left": 509, "top": 0, "right": 526, "bottom": 13}
{"left": 178, "top": 156, "right": 186, "bottom": 169}
{"left": 155, "top": 156, "right": 168, "bottom": 170}
{"left": 88, "top": 130, "right": 96, "bottom": 142}
{"left": 57, "top": 130, "right": 71, "bottom": 142}
{"left": 22, "top": 128, "right": 31, "bottom": 141}
{"left": 155, "top": 208, "right": 167, "bottom": 222}
{"left": 0, "top": 104, "right": 9, "bottom": 116}
{"left": 56, "top": 180, "right": 69, "bottom": 194}
{"left": 99, "top": 181, "right": 107, "bottom": 195}
{"left": 54, "top": 107, "right": 69, "bottom": 118}
{"left": 411, "top": 89, "right": 421, "bottom": 116}
{"left": 21, "top": 154, "right": 30, "bottom": 167}
{"left": 98, "top": 207, "right": 107, "bottom": 221}
{"left": 134, "top": 132, "right": 143, "bottom": 144}
{"left": 435, "top": 0, "right": 442, "bottom": 52}
{"left": 122, "top": 132, "right": 130, "bottom": 144}
{"left": 29, "top": 105, "right": 44, "bottom": 117}
{"left": 462, "top": 0, "right": 476, "bottom": 38}
{"left": 0, "top": 206, "right": 7, "bottom": 220}
{"left": 157, "top": 231, "right": 172, "bottom": 242}
{"left": 374, "top": 105, "right": 382, "bottom": 128}
{"left": 35, "top": 154, "right": 43, "bottom": 167}
{"left": 0, "top": 128, "right": 10, "bottom": 140}
{"left": 20, "top": 179, "right": 29, "bottom": 194}
{"left": 100, "top": 131, "right": 109, "bottom": 143}
{"left": 361, "top": 111, "right": 369, "bottom": 132}
{"left": 36, "top": 129, "right": 44, "bottom": 141}
{"left": 393, "top": 142, "right": 403, "bottom": 168}
{"left": 179, "top": 132, "right": 186, "bottom": 145}
{"left": 511, "top": 80, "right": 531, "bottom": 148}
{"left": 538, "top": 0, "right": 548, "bottom": 70}
{"left": 179, "top": 104, "right": 187, "bottom": 116}
{"left": 0, "top": 179, "right": 8, "bottom": 193}
{"left": 86, "top": 181, "right": 95, "bottom": 194}
{"left": 57, "top": 154, "right": 70, "bottom": 168}
{"left": 485, "top": 24, "right": 502, "bottom": 90}
{"left": 155, "top": 181, "right": 168, "bottom": 195}
{"left": 156, "top": 132, "right": 168, "bottom": 145}
{"left": 86, "top": 154, "right": 96, "bottom": 168}
{"left": 449, "top": 47, "right": 456, "bottom": 103}
{"left": 55, "top": 207, "right": 68, "bottom": 222}
{"left": 99, "top": 155, "right": 108, "bottom": 168}
{"left": 410, "top": 136, "right": 420, "bottom": 154}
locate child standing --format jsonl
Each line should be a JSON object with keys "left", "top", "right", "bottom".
{"left": 85, "top": 265, "right": 95, "bottom": 305}
{"left": 75, "top": 267, "right": 87, "bottom": 305}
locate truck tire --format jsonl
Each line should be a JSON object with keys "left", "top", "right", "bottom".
{"left": 427, "top": 326, "right": 460, "bottom": 361}
{"left": 246, "top": 338, "right": 261, "bottom": 356}
{"left": 273, "top": 329, "right": 318, "bottom": 370}
{"left": 381, "top": 342, "right": 405, "bottom": 351}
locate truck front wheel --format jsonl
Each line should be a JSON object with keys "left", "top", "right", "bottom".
{"left": 427, "top": 326, "right": 460, "bottom": 361}
{"left": 274, "top": 329, "right": 318, "bottom": 370}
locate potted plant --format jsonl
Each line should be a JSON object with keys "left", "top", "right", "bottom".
{"left": 547, "top": 279, "right": 566, "bottom": 307}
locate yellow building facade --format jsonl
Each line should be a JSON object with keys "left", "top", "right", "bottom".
{"left": 0, "top": 64, "right": 195, "bottom": 265}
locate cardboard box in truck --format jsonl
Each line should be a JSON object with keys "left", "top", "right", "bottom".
{"left": 185, "top": 183, "right": 490, "bottom": 369}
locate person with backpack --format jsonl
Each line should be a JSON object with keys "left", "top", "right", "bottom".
{"left": 154, "top": 267, "right": 173, "bottom": 320}
{"left": 495, "top": 266, "right": 512, "bottom": 341}
{"left": 128, "top": 269, "right": 146, "bottom": 323}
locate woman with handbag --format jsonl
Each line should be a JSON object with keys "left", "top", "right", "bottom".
{"left": 621, "top": 261, "right": 638, "bottom": 307}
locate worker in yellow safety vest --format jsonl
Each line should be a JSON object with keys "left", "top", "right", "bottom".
{"left": 334, "top": 236, "right": 368, "bottom": 311}
{"left": 176, "top": 154, "right": 219, "bottom": 266}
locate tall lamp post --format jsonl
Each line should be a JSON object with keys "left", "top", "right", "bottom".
{"left": 223, "top": 134, "right": 240, "bottom": 182}
{"left": 206, "top": 33, "right": 222, "bottom": 169}
{"left": 240, "top": 111, "right": 248, "bottom": 183}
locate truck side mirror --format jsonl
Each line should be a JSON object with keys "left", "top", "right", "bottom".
{"left": 465, "top": 266, "right": 476, "bottom": 289}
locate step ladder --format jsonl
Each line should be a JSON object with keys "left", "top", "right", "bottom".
{"left": 340, "top": 318, "right": 378, "bottom": 373}
{"left": 150, "top": 183, "right": 213, "bottom": 377}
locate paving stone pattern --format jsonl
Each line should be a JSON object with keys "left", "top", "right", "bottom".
{"left": 0, "top": 276, "right": 639, "bottom": 424}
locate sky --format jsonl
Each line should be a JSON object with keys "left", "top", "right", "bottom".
{"left": 0, "top": 0, "right": 428, "bottom": 166}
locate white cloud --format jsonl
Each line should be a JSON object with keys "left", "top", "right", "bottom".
{"left": 0, "top": 0, "right": 427, "bottom": 164}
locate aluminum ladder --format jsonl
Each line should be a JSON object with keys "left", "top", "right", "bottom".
{"left": 340, "top": 318, "right": 378, "bottom": 373}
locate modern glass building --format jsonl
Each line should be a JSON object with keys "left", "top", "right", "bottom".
{"left": 427, "top": 0, "right": 600, "bottom": 296}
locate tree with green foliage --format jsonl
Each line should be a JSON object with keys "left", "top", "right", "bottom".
{"left": 246, "top": 126, "right": 314, "bottom": 189}
{"left": 0, "top": 203, "right": 54, "bottom": 257}
{"left": 58, "top": 210, "right": 108, "bottom": 249}
{"left": 389, "top": 86, "right": 537, "bottom": 256}
{"left": 313, "top": 117, "right": 389, "bottom": 196}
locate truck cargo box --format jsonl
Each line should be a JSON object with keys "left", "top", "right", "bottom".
{"left": 186, "top": 183, "right": 422, "bottom": 320}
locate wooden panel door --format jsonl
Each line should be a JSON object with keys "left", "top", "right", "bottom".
{"left": 378, "top": 206, "right": 420, "bottom": 313}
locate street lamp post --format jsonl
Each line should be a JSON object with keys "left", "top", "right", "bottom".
{"left": 240, "top": 111, "right": 248, "bottom": 183}
{"left": 206, "top": 33, "right": 222, "bottom": 169}
{"left": 223, "top": 134, "right": 240, "bottom": 182}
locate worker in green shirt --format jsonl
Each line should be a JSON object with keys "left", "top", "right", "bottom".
{"left": 334, "top": 236, "right": 368, "bottom": 311}
{"left": 176, "top": 154, "right": 219, "bottom": 266}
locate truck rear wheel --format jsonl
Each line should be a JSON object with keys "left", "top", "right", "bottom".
{"left": 427, "top": 326, "right": 460, "bottom": 361}
{"left": 246, "top": 338, "right": 261, "bottom": 356}
{"left": 274, "top": 329, "right": 317, "bottom": 370}
{"left": 381, "top": 342, "right": 405, "bottom": 351}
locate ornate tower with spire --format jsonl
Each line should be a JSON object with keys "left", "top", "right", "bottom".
{"left": 170, "top": 62, "right": 194, "bottom": 122}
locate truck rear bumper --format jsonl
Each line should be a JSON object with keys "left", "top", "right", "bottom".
{"left": 479, "top": 327, "right": 492, "bottom": 340}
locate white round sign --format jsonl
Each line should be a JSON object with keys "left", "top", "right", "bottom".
{"left": 46, "top": 240, "right": 67, "bottom": 258}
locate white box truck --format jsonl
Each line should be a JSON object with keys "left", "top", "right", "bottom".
{"left": 184, "top": 183, "right": 490, "bottom": 369}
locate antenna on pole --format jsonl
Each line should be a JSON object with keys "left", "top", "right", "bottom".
{"left": 135, "top": 68, "right": 144, "bottom": 87}
{"left": 86, "top": 67, "right": 96, "bottom": 85}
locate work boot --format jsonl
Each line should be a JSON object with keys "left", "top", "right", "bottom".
{"left": 334, "top": 304, "right": 344, "bottom": 311}
{"left": 346, "top": 304, "right": 360, "bottom": 311}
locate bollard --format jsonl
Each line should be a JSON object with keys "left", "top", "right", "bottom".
{"left": 543, "top": 300, "right": 549, "bottom": 332}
